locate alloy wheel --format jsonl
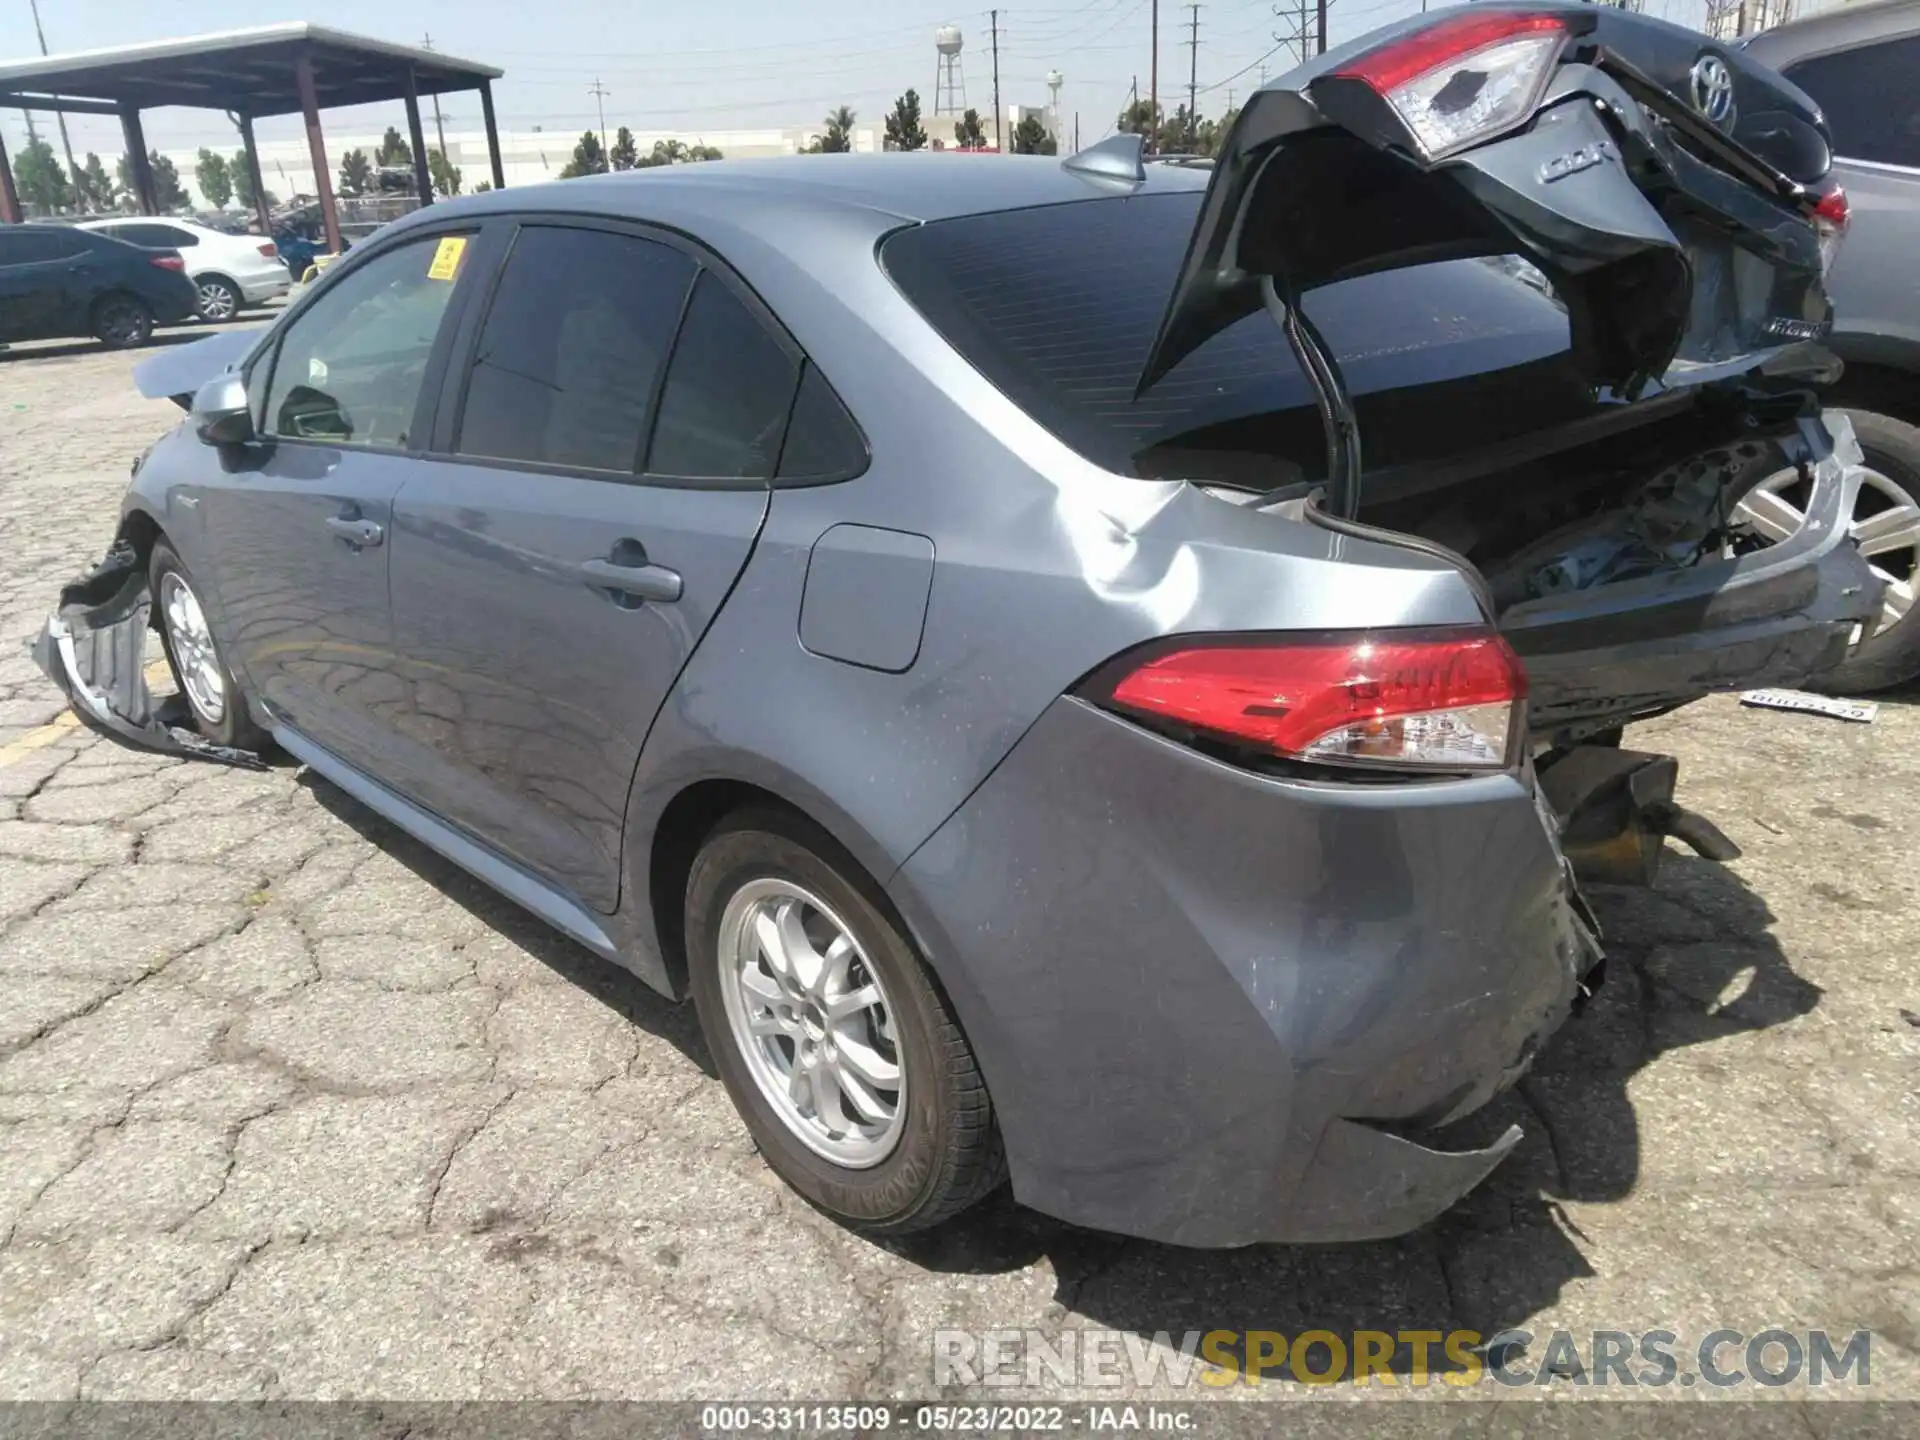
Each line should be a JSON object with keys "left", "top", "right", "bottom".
{"left": 716, "top": 878, "right": 905, "bottom": 1168}
{"left": 159, "top": 571, "right": 227, "bottom": 724}
{"left": 1735, "top": 464, "right": 1919, "bottom": 640}
{"left": 96, "top": 300, "right": 145, "bottom": 346}
{"left": 197, "top": 280, "right": 238, "bottom": 321}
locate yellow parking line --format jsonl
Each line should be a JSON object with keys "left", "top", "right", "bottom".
{"left": 0, "top": 659, "right": 175, "bottom": 770}
{"left": 0, "top": 713, "right": 80, "bottom": 768}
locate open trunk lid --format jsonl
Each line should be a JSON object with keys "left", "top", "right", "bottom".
{"left": 1141, "top": 1, "right": 1841, "bottom": 405}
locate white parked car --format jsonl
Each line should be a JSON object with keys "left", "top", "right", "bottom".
{"left": 77, "top": 218, "right": 289, "bottom": 322}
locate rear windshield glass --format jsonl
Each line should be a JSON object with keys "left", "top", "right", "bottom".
{"left": 880, "top": 192, "right": 1585, "bottom": 486}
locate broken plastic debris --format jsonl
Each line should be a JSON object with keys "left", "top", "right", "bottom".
{"left": 1739, "top": 688, "right": 1878, "bottom": 724}
{"left": 29, "top": 536, "right": 266, "bottom": 769}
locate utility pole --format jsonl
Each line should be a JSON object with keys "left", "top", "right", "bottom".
{"left": 587, "top": 78, "right": 610, "bottom": 163}
{"left": 1317, "top": 0, "right": 1328, "bottom": 55}
{"left": 1184, "top": 4, "right": 1201, "bottom": 147}
{"left": 990, "top": 10, "right": 1002, "bottom": 152}
{"left": 26, "top": 0, "right": 76, "bottom": 182}
{"left": 1149, "top": 0, "right": 1159, "bottom": 154}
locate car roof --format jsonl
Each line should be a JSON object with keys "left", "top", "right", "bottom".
{"left": 1743, "top": 0, "right": 1920, "bottom": 64}
{"left": 416, "top": 152, "right": 1210, "bottom": 232}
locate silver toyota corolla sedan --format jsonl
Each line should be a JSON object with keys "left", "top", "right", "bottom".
{"left": 39, "top": 5, "right": 1880, "bottom": 1245}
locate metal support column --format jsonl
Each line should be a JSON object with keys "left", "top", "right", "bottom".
{"left": 294, "top": 49, "right": 341, "bottom": 254}
{"left": 0, "top": 128, "right": 19, "bottom": 223}
{"left": 480, "top": 79, "right": 505, "bottom": 189}
{"left": 403, "top": 65, "right": 433, "bottom": 203}
{"left": 119, "top": 104, "right": 156, "bottom": 213}
{"left": 238, "top": 113, "right": 272, "bottom": 235}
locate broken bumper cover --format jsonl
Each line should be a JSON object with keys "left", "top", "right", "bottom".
{"left": 890, "top": 696, "right": 1599, "bottom": 1248}
{"left": 29, "top": 536, "right": 264, "bottom": 769}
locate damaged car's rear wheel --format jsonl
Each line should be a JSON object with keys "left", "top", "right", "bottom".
{"left": 685, "top": 807, "right": 1006, "bottom": 1234}
{"left": 1734, "top": 409, "right": 1920, "bottom": 693}
{"left": 149, "top": 541, "right": 270, "bottom": 751}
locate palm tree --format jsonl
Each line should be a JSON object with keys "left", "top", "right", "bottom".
{"left": 821, "top": 106, "right": 856, "bottom": 153}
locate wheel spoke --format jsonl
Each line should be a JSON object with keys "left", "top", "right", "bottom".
{"left": 826, "top": 982, "right": 882, "bottom": 1022}
{"left": 1850, "top": 503, "right": 1920, "bottom": 560}
{"left": 752, "top": 906, "right": 794, "bottom": 988}
{"left": 748, "top": 1009, "right": 793, "bottom": 1037}
{"left": 738, "top": 963, "right": 784, "bottom": 1006}
{"left": 818, "top": 932, "right": 857, "bottom": 1001}
{"left": 834, "top": 1033, "right": 900, "bottom": 1090}
{"left": 787, "top": 1054, "right": 817, "bottom": 1115}
{"left": 826, "top": 1055, "right": 891, "bottom": 1124}
{"left": 1736, "top": 486, "right": 1806, "bottom": 543}
{"left": 1877, "top": 573, "right": 1914, "bottom": 628}
{"left": 778, "top": 902, "right": 825, "bottom": 995}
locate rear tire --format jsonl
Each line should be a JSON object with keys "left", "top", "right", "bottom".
{"left": 194, "top": 275, "right": 243, "bottom": 323}
{"left": 90, "top": 294, "right": 154, "bottom": 349}
{"left": 148, "top": 540, "right": 270, "bottom": 751}
{"left": 685, "top": 807, "right": 1005, "bottom": 1233}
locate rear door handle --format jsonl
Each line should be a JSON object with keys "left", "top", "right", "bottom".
{"left": 576, "top": 556, "right": 682, "bottom": 605}
{"left": 325, "top": 515, "right": 384, "bottom": 548}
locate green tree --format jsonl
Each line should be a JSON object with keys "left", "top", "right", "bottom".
{"left": 151, "top": 153, "right": 190, "bottom": 210}
{"left": 14, "top": 137, "right": 74, "bottom": 212}
{"left": 1011, "top": 113, "right": 1056, "bottom": 156}
{"left": 609, "top": 127, "right": 639, "bottom": 171}
{"left": 1117, "top": 96, "right": 1164, "bottom": 150}
{"left": 376, "top": 126, "right": 413, "bottom": 167}
{"left": 428, "top": 148, "right": 462, "bottom": 197}
{"left": 639, "top": 138, "right": 687, "bottom": 168}
{"left": 473, "top": 180, "right": 493, "bottom": 192}
{"left": 337, "top": 148, "right": 374, "bottom": 197}
{"left": 955, "top": 108, "right": 986, "bottom": 150}
{"left": 687, "top": 143, "right": 724, "bottom": 162}
{"left": 811, "top": 105, "right": 856, "bottom": 153}
{"left": 559, "top": 130, "right": 608, "bottom": 178}
{"left": 70, "top": 153, "right": 115, "bottom": 211}
{"left": 194, "top": 149, "right": 233, "bottom": 209}
{"left": 884, "top": 89, "right": 927, "bottom": 152}
{"left": 229, "top": 153, "right": 274, "bottom": 212}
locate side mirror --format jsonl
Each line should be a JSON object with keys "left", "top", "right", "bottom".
{"left": 191, "top": 373, "right": 255, "bottom": 446}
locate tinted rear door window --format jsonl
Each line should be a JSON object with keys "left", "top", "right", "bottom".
{"left": 646, "top": 271, "right": 799, "bottom": 480}
{"left": 0, "top": 229, "right": 84, "bottom": 264}
{"left": 456, "top": 225, "right": 696, "bottom": 474}
{"left": 1785, "top": 38, "right": 1920, "bottom": 168}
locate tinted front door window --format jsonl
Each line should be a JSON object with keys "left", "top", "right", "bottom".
{"left": 1786, "top": 38, "right": 1920, "bottom": 169}
{"left": 263, "top": 236, "right": 467, "bottom": 447}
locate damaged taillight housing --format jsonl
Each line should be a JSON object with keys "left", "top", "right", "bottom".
{"left": 1084, "top": 629, "right": 1529, "bottom": 774}
{"left": 1335, "top": 12, "right": 1570, "bottom": 161}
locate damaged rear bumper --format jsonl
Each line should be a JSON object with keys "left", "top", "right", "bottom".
{"left": 889, "top": 696, "right": 1600, "bottom": 1248}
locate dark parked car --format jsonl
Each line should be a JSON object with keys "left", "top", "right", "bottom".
{"left": 1739, "top": 0, "right": 1920, "bottom": 689}
{"left": 0, "top": 223, "right": 199, "bottom": 349}
{"left": 38, "top": 5, "right": 1881, "bottom": 1244}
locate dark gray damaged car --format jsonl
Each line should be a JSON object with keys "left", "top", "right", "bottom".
{"left": 39, "top": 4, "right": 1881, "bottom": 1245}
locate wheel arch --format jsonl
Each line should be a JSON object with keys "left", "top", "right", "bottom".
{"left": 636, "top": 763, "right": 915, "bottom": 1003}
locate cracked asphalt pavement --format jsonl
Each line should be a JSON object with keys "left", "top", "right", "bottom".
{"left": 1, "top": 338, "right": 1917, "bottom": 1405}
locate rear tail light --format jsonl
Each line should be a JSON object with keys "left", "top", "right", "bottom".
{"left": 1810, "top": 182, "right": 1849, "bottom": 276}
{"left": 258, "top": 242, "right": 278, "bottom": 258}
{"left": 1334, "top": 12, "right": 1569, "bottom": 161}
{"left": 1086, "top": 629, "right": 1528, "bottom": 773}
{"left": 150, "top": 254, "right": 186, "bottom": 272}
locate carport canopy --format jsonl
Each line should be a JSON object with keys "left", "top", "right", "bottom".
{"left": 0, "top": 23, "right": 506, "bottom": 250}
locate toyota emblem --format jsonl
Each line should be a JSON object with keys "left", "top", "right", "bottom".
{"left": 1690, "top": 54, "right": 1737, "bottom": 129}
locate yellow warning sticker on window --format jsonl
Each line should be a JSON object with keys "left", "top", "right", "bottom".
{"left": 427, "top": 235, "right": 467, "bottom": 281}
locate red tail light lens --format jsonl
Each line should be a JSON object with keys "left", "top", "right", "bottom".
{"left": 1334, "top": 12, "right": 1569, "bottom": 160}
{"left": 1089, "top": 629, "right": 1528, "bottom": 772}
{"left": 150, "top": 254, "right": 186, "bottom": 272}
{"left": 1811, "top": 182, "right": 1849, "bottom": 276}
{"left": 257, "top": 242, "right": 279, "bottom": 258}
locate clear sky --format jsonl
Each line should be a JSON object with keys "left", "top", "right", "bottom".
{"left": 2, "top": 0, "right": 1714, "bottom": 161}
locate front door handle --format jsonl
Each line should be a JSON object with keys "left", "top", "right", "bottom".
{"left": 325, "top": 515, "right": 384, "bottom": 548}
{"left": 575, "top": 550, "right": 682, "bottom": 605}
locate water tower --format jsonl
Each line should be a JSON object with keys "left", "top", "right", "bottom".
{"left": 1046, "top": 69, "right": 1064, "bottom": 145}
{"left": 935, "top": 26, "right": 967, "bottom": 116}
